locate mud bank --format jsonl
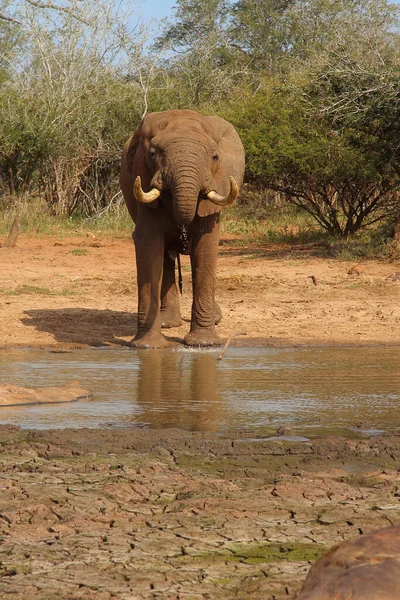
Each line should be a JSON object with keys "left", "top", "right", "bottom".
{"left": 0, "top": 426, "right": 399, "bottom": 599}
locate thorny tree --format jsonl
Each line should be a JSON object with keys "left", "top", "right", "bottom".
{"left": 0, "top": 0, "right": 152, "bottom": 215}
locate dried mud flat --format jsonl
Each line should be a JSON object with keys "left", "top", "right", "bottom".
{"left": 1, "top": 426, "right": 400, "bottom": 600}
{"left": 1, "top": 234, "right": 400, "bottom": 599}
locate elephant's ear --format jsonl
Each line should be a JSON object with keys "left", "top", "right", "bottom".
{"left": 120, "top": 122, "right": 144, "bottom": 222}
{"left": 197, "top": 198, "right": 223, "bottom": 218}
{"left": 120, "top": 114, "right": 161, "bottom": 221}
{"left": 197, "top": 116, "right": 245, "bottom": 218}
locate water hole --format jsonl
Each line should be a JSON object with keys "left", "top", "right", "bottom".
{"left": 1, "top": 346, "right": 400, "bottom": 438}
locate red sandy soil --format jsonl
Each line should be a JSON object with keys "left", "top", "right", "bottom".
{"left": 1, "top": 233, "right": 400, "bottom": 348}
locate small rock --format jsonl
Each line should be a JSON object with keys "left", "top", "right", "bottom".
{"left": 297, "top": 525, "right": 400, "bottom": 599}
{"left": 386, "top": 272, "right": 400, "bottom": 282}
{"left": 276, "top": 425, "right": 293, "bottom": 437}
{"left": 0, "top": 381, "right": 92, "bottom": 406}
{"left": 347, "top": 265, "right": 366, "bottom": 276}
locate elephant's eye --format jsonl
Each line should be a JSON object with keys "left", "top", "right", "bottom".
{"left": 149, "top": 148, "right": 157, "bottom": 159}
{"left": 212, "top": 153, "right": 219, "bottom": 162}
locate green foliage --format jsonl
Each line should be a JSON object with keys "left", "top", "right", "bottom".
{"left": 224, "top": 73, "right": 400, "bottom": 235}
{"left": 227, "top": 82, "right": 386, "bottom": 183}
{"left": 156, "top": 0, "right": 231, "bottom": 51}
{"left": 1, "top": 0, "right": 400, "bottom": 239}
{"left": 153, "top": 0, "right": 246, "bottom": 109}
{"left": 0, "top": 0, "right": 146, "bottom": 214}
{"left": 70, "top": 248, "right": 89, "bottom": 256}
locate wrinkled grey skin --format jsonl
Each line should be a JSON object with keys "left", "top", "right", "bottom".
{"left": 120, "top": 109, "right": 245, "bottom": 348}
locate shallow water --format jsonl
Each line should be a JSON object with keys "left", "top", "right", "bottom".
{"left": 1, "top": 346, "right": 400, "bottom": 437}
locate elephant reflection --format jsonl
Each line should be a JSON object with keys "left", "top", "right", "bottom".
{"left": 136, "top": 350, "right": 223, "bottom": 432}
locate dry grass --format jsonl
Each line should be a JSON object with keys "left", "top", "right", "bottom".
{"left": 0, "top": 195, "right": 395, "bottom": 260}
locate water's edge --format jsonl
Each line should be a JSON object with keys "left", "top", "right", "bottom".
{"left": 1, "top": 346, "right": 399, "bottom": 437}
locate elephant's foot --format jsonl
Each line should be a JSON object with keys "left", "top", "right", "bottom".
{"left": 215, "top": 302, "right": 222, "bottom": 325}
{"left": 161, "top": 307, "right": 182, "bottom": 329}
{"left": 130, "top": 331, "right": 169, "bottom": 349}
{"left": 184, "top": 328, "right": 222, "bottom": 347}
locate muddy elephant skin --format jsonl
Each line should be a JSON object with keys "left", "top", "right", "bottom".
{"left": 120, "top": 109, "right": 245, "bottom": 348}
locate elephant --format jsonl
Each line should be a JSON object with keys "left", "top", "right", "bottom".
{"left": 120, "top": 109, "right": 245, "bottom": 348}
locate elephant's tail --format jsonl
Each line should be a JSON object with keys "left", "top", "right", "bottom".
{"left": 177, "top": 253, "right": 183, "bottom": 295}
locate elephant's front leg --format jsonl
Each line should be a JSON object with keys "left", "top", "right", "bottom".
{"left": 184, "top": 214, "right": 222, "bottom": 347}
{"left": 161, "top": 251, "right": 182, "bottom": 328}
{"left": 132, "top": 225, "right": 169, "bottom": 349}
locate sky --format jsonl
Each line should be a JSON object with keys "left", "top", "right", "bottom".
{"left": 136, "top": 0, "right": 400, "bottom": 32}
{"left": 137, "top": 0, "right": 176, "bottom": 25}
{"left": 137, "top": 0, "right": 400, "bottom": 22}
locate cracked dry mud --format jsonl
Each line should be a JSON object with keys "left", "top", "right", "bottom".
{"left": 1, "top": 427, "right": 400, "bottom": 599}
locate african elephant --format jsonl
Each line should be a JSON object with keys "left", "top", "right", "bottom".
{"left": 120, "top": 109, "right": 245, "bottom": 348}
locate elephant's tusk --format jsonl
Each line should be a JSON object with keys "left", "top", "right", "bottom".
{"left": 134, "top": 176, "right": 161, "bottom": 203}
{"left": 206, "top": 176, "right": 239, "bottom": 207}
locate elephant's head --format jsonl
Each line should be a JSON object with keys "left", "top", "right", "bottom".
{"left": 121, "top": 110, "right": 245, "bottom": 226}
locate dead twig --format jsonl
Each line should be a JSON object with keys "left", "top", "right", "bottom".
{"left": 0, "top": 12, "right": 22, "bottom": 24}
{"left": 217, "top": 331, "right": 247, "bottom": 361}
{"left": 24, "top": 0, "right": 90, "bottom": 25}
{"left": 1, "top": 217, "right": 20, "bottom": 248}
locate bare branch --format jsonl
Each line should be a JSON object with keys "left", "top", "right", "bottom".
{"left": 0, "top": 12, "right": 22, "bottom": 24}
{"left": 24, "top": 0, "right": 90, "bottom": 25}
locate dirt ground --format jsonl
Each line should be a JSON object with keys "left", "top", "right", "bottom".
{"left": 1, "top": 233, "right": 400, "bottom": 599}
{"left": 1, "top": 233, "right": 400, "bottom": 348}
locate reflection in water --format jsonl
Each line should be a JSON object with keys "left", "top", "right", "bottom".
{"left": 137, "top": 350, "right": 222, "bottom": 432}
{"left": 1, "top": 346, "right": 400, "bottom": 436}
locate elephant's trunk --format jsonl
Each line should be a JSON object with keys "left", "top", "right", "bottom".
{"left": 171, "top": 182, "right": 201, "bottom": 226}
{"left": 168, "top": 152, "right": 204, "bottom": 226}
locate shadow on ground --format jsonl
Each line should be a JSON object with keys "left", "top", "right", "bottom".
{"left": 22, "top": 308, "right": 138, "bottom": 346}
{"left": 218, "top": 240, "right": 333, "bottom": 260}
{"left": 21, "top": 308, "right": 184, "bottom": 347}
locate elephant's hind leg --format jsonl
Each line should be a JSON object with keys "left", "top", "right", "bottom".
{"left": 215, "top": 301, "right": 222, "bottom": 325}
{"left": 161, "top": 252, "right": 182, "bottom": 328}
